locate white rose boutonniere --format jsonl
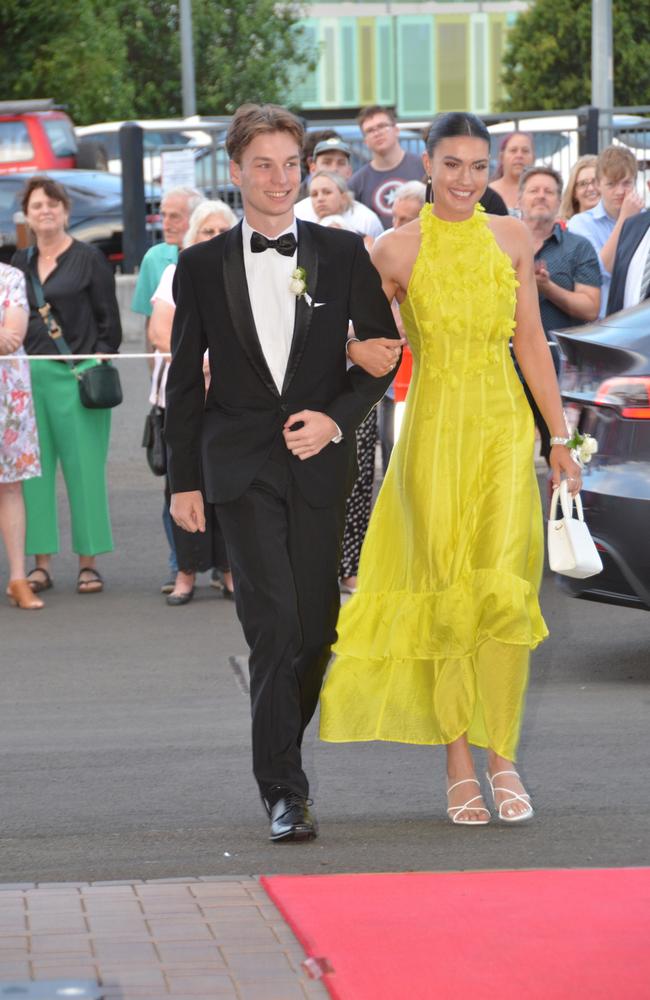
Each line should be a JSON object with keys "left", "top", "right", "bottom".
{"left": 289, "top": 266, "right": 307, "bottom": 299}
{"left": 567, "top": 430, "right": 598, "bottom": 466}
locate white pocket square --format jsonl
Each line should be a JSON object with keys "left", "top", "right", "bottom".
{"left": 314, "top": 301, "right": 326, "bottom": 308}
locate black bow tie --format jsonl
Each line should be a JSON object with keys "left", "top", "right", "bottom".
{"left": 250, "top": 231, "right": 297, "bottom": 257}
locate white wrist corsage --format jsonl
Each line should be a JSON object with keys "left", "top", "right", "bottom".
{"left": 289, "top": 266, "right": 307, "bottom": 299}
{"left": 567, "top": 430, "right": 598, "bottom": 466}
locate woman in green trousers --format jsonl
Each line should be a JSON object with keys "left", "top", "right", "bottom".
{"left": 12, "top": 176, "right": 121, "bottom": 594}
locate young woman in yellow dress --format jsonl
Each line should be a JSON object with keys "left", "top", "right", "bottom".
{"left": 319, "top": 113, "right": 582, "bottom": 825}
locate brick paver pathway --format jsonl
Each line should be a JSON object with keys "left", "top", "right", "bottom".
{"left": 0, "top": 877, "right": 329, "bottom": 1000}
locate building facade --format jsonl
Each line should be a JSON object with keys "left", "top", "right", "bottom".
{"left": 289, "top": 1, "right": 529, "bottom": 118}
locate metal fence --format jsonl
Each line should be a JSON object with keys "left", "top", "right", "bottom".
{"left": 120, "top": 106, "right": 650, "bottom": 270}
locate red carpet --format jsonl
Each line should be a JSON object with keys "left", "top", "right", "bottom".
{"left": 262, "top": 868, "right": 650, "bottom": 999}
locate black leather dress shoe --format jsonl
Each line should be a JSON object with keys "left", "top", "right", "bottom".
{"left": 269, "top": 793, "right": 318, "bottom": 843}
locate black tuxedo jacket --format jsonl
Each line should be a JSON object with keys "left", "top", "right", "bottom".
{"left": 607, "top": 210, "right": 650, "bottom": 315}
{"left": 165, "top": 219, "right": 399, "bottom": 508}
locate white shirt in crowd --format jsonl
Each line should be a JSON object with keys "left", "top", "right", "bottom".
{"left": 294, "top": 196, "right": 383, "bottom": 238}
{"left": 623, "top": 224, "right": 650, "bottom": 309}
{"left": 242, "top": 217, "right": 297, "bottom": 394}
{"left": 149, "top": 264, "right": 176, "bottom": 409}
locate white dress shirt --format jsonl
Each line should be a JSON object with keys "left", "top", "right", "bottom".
{"left": 623, "top": 224, "right": 650, "bottom": 308}
{"left": 242, "top": 217, "right": 297, "bottom": 393}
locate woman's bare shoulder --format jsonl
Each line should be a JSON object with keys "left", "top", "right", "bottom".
{"left": 373, "top": 218, "right": 421, "bottom": 259}
{"left": 486, "top": 213, "right": 531, "bottom": 261}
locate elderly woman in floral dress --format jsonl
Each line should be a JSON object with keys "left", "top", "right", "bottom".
{"left": 0, "top": 263, "right": 42, "bottom": 609}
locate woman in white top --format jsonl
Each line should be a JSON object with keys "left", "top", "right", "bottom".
{"left": 149, "top": 200, "right": 237, "bottom": 605}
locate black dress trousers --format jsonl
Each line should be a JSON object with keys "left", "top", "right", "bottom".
{"left": 215, "top": 437, "right": 345, "bottom": 804}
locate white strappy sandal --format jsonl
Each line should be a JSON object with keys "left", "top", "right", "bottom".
{"left": 446, "top": 778, "right": 491, "bottom": 826}
{"left": 486, "top": 770, "right": 534, "bottom": 823}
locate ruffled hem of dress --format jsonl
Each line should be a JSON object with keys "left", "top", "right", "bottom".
{"left": 333, "top": 568, "right": 548, "bottom": 661}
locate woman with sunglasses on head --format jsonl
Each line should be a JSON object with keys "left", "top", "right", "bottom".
{"left": 490, "top": 132, "right": 535, "bottom": 214}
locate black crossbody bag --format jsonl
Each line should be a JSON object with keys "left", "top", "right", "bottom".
{"left": 27, "top": 248, "right": 123, "bottom": 409}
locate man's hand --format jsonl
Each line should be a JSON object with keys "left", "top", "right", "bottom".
{"left": 619, "top": 187, "right": 644, "bottom": 224}
{"left": 283, "top": 410, "right": 339, "bottom": 461}
{"left": 534, "top": 260, "right": 551, "bottom": 294}
{"left": 348, "top": 337, "right": 406, "bottom": 377}
{"left": 170, "top": 490, "right": 206, "bottom": 532}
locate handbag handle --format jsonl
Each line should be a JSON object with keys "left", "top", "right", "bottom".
{"left": 549, "top": 479, "right": 584, "bottom": 523}
{"left": 26, "top": 246, "right": 74, "bottom": 360}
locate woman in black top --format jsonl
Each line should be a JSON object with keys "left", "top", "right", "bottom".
{"left": 12, "top": 175, "right": 121, "bottom": 595}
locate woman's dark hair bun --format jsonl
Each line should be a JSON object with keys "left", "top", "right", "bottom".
{"left": 425, "top": 112, "right": 490, "bottom": 156}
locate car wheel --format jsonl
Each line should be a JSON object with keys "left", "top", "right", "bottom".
{"left": 76, "top": 140, "right": 109, "bottom": 171}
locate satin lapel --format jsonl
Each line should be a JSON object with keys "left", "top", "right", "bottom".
{"left": 223, "top": 222, "right": 279, "bottom": 397}
{"left": 282, "top": 220, "right": 319, "bottom": 395}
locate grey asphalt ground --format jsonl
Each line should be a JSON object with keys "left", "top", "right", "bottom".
{"left": 1, "top": 356, "right": 648, "bottom": 884}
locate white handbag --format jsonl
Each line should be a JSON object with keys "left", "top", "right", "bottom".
{"left": 547, "top": 480, "right": 603, "bottom": 579}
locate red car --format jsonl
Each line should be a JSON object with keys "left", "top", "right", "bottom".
{"left": 0, "top": 99, "right": 106, "bottom": 175}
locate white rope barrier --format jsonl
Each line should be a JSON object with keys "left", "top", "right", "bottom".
{"left": 0, "top": 352, "right": 170, "bottom": 361}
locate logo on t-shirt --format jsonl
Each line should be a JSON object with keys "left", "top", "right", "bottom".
{"left": 372, "top": 178, "right": 408, "bottom": 218}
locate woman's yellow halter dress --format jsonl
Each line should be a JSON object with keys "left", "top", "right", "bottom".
{"left": 320, "top": 205, "right": 548, "bottom": 760}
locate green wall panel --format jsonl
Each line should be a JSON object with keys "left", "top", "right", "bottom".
{"left": 437, "top": 17, "right": 469, "bottom": 111}
{"left": 397, "top": 17, "right": 434, "bottom": 117}
{"left": 340, "top": 20, "right": 357, "bottom": 105}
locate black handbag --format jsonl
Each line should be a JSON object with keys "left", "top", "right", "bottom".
{"left": 142, "top": 360, "right": 167, "bottom": 476}
{"left": 142, "top": 405, "right": 167, "bottom": 476}
{"left": 76, "top": 360, "right": 123, "bottom": 408}
{"left": 27, "top": 249, "right": 123, "bottom": 409}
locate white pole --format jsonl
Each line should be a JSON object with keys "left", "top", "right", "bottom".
{"left": 592, "top": 0, "right": 613, "bottom": 144}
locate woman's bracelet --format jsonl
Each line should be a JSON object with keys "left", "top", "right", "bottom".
{"left": 550, "top": 436, "right": 570, "bottom": 447}
{"left": 345, "top": 336, "right": 360, "bottom": 358}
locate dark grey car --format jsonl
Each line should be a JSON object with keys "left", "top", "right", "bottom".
{"left": 0, "top": 169, "right": 161, "bottom": 268}
{"left": 555, "top": 303, "right": 650, "bottom": 611}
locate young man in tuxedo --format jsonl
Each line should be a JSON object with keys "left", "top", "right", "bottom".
{"left": 165, "top": 104, "right": 401, "bottom": 842}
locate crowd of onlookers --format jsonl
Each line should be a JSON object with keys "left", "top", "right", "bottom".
{"left": 2, "top": 105, "right": 650, "bottom": 609}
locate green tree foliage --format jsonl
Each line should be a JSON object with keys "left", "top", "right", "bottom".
{"left": 1, "top": 0, "right": 317, "bottom": 125}
{"left": 112, "top": 1, "right": 183, "bottom": 118}
{"left": 193, "top": 0, "right": 318, "bottom": 114}
{"left": 0, "top": 0, "right": 134, "bottom": 124}
{"left": 501, "top": 0, "right": 650, "bottom": 110}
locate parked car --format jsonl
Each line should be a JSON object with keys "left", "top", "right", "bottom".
{"left": 76, "top": 118, "right": 219, "bottom": 183}
{"left": 554, "top": 304, "right": 650, "bottom": 611}
{"left": 0, "top": 99, "right": 108, "bottom": 175}
{"left": 0, "top": 169, "right": 161, "bottom": 268}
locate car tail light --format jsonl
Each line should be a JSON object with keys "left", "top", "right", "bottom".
{"left": 594, "top": 377, "right": 650, "bottom": 418}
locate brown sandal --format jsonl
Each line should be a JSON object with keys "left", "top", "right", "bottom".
{"left": 7, "top": 579, "right": 44, "bottom": 610}
{"left": 26, "top": 567, "right": 53, "bottom": 593}
{"left": 77, "top": 568, "right": 104, "bottom": 594}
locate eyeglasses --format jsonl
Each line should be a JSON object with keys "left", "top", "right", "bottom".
{"left": 362, "top": 122, "right": 394, "bottom": 138}
{"left": 575, "top": 178, "right": 597, "bottom": 190}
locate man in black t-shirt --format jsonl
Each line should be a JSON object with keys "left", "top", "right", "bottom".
{"left": 350, "top": 106, "right": 425, "bottom": 229}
